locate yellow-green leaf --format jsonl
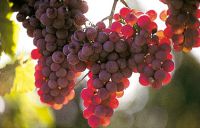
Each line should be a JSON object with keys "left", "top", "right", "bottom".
{"left": 0, "top": 62, "right": 18, "bottom": 95}
{"left": 0, "top": 0, "right": 10, "bottom": 18}
{"left": 0, "top": 18, "right": 19, "bottom": 56}
{"left": 0, "top": 0, "right": 18, "bottom": 56}
{"left": 11, "top": 60, "right": 35, "bottom": 93}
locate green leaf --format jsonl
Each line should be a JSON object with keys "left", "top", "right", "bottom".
{"left": 0, "top": 18, "right": 19, "bottom": 56}
{"left": 0, "top": 62, "right": 18, "bottom": 96}
{"left": 11, "top": 60, "right": 35, "bottom": 93}
{"left": 0, "top": 0, "right": 19, "bottom": 56}
{"left": 0, "top": 0, "right": 10, "bottom": 18}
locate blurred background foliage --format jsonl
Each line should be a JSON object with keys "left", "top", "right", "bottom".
{"left": 0, "top": 0, "right": 200, "bottom": 128}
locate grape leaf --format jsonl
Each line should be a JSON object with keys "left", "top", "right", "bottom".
{"left": 0, "top": 62, "right": 18, "bottom": 96}
{"left": 11, "top": 60, "right": 35, "bottom": 93}
{"left": 0, "top": 0, "right": 19, "bottom": 56}
{"left": 0, "top": 18, "right": 19, "bottom": 56}
{"left": 0, "top": 0, "right": 10, "bottom": 18}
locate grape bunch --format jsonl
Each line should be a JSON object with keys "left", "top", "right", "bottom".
{"left": 63, "top": 25, "right": 132, "bottom": 127}
{"left": 16, "top": 0, "right": 88, "bottom": 109}
{"left": 160, "top": 0, "right": 200, "bottom": 52}
{"left": 111, "top": 8, "right": 175, "bottom": 89}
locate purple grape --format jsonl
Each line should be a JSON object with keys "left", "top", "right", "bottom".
{"left": 94, "top": 105, "right": 106, "bottom": 117}
{"left": 63, "top": 45, "right": 70, "bottom": 56}
{"left": 53, "top": 18, "right": 65, "bottom": 29}
{"left": 46, "top": 42, "right": 57, "bottom": 52}
{"left": 88, "top": 53, "right": 99, "bottom": 62}
{"left": 109, "top": 32, "right": 120, "bottom": 43}
{"left": 86, "top": 27, "right": 98, "bottom": 41}
{"left": 68, "top": 41, "right": 81, "bottom": 53}
{"left": 135, "top": 35, "right": 146, "bottom": 46}
{"left": 36, "top": 38, "right": 46, "bottom": 51}
{"left": 46, "top": 8, "right": 57, "bottom": 19}
{"left": 33, "top": 29, "right": 43, "bottom": 39}
{"left": 103, "top": 41, "right": 114, "bottom": 53}
{"left": 106, "top": 81, "right": 117, "bottom": 93}
{"left": 57, "top": 78, "right": 69, "bottom": 88}
{"left": 154, "top": 69, "right": 166, "bottom": 81}
{"left": 96, "top": 32, "right": 108, "bottom": 43}
{"left": 50, "top": 63, "right": 61, "bottom": 71}
{"left": 82, "top": 44, "right": 94, "bottom": 57}
{"left": 50, "top": 89, "right": 60, "bottom": 97}
{"left": 111, "top": 72, "right": 123, "bottom": 83}
{"left": 56, "top": 29, "right": 68, "bottom": 39}
{"left": 108, "top": 52, "right": 119, "bottom": 61}
{"left": 134, "top": 53, "right": 145, "bottom": 64}
{"left": 93, "top": 78, "right": 104, "bottom": 89}
{"left": 99, "top": 70, "right": 111, "bottom": 83}
{"left": 143, "top": 66, "right": 154, "bottom": 77}
{"left": 121, "top": 67, "right": 132, "bottom": 78}
{"left": 52, "top": 51, "right": 65, "bottom": 63}
{"left": 42, "top": 66, "right": 51, "bottom": 77}
{"left": 48, "top": 80, "right": 58, "bottom": 89}
{"left": 74, "top": 12, "right": 86, "bottom": 26}
{"left": 106, "top": 61, "right": 119, "bottom": 73}
{"left": 155, "top": 51, "right": 167, "bottom": 61}
{"left": 49, "top": 72, "right": 57, "bottom": 80}
{"left": 91, "top": 64, "right": 101, "bottom": 74}
{"left": 46, "top": 56, "right": 53, "bottom": 66}
{"left": 40, "top": 13, "right": 53, "bottom": 26}
{"left": 56, "top": 68, "right": 67, "bottom": 77}
{"left": 67, "top": 53, "right": 80, "bottom": 65}
{"left": 97, "top": 88, "right": 109, "bottom": 100}
{"left": 152, "top": 59, "right": 162, "bottom": 70}
{"left": 74, "top": 30, "right": 86, "bottom": 41}
{"left": 117, "top": 58, "right": 127, "bottom": 69}
{"left": 45, "top": 34, "right": 56, "bottom": 42}
{"left": 115, "top": 40, "right": 127, "bottom": 53}
{"left": 46, "top": 26, "right": 56, "bottom": 34}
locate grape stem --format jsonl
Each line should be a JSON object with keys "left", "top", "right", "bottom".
{"left": 101, "top": 0, "right": 129, "bottom": 26}
{"left": 75, "top": 71, "right": 90, "bottom": 89}
{"left": 109, "top": 0, "right": 118, "bottom": 26}
{"left": 120, "top": 0, "right": 129, "bottom": 8}
{"left": 101, "top": 16, "right": 112, "bottom": 22}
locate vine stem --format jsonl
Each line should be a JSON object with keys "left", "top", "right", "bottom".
{"left": 109, "top": 0, "right": 118, "bottom": 27}
{"left": 75, "top": 71, "right": 90, "bottom": 89}
{"left": 120, "top": 0, "right": 129, "bottom": 8}
{"left": 101, "top": 16, "right": 112, "bottom": 22}
{"left": 101, "top": 0, "right": 129, "bottom": 26}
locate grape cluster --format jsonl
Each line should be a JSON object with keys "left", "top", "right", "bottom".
{"left": 63, "top": 25, "right": 131, "bottom": 127}
{"left": 160, "top": 0, "right": 200, "bottom": 52}
{"left": 13, "top": 0, "right": 179, "bottom": 127}
{"left": 111, "top": 8, "right": 175, "bottom": 89}
{"left": 16, "top": 0, "right": 88, "bottom": 109}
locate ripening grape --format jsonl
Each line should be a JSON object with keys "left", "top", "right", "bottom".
{"left": 160, "top": 0, "right": 200, "bottom": 52}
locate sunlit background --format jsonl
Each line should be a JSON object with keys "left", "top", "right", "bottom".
{"left": 0, "top": 0, "right": 200, "bottom": 128}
